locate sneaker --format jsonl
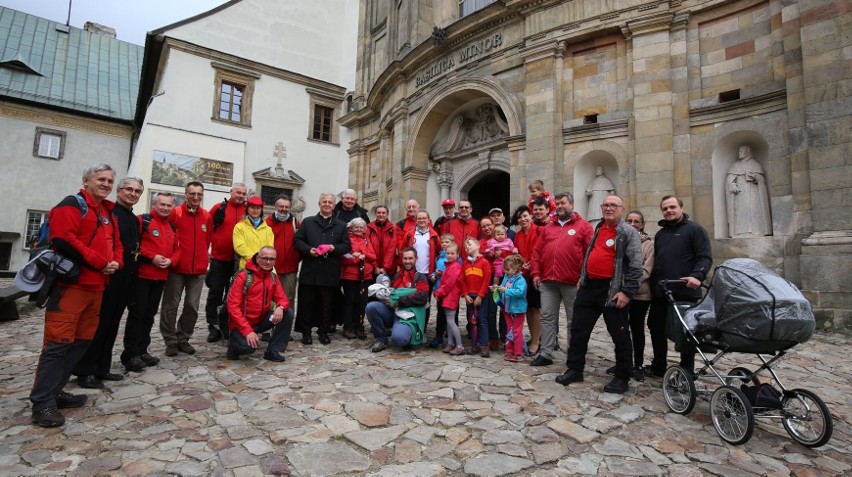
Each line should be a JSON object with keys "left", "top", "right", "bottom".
{"left": 140, "top": 353, "right": 160, "bottom": 366}
{"left": 164, "top": 344, "right": 179, "bottom": 357}
{"left": 371, "top": 341, "right": 387, "bottom": 353}
{"left": 507, "top": 355, "right": 521, "bottom": 363}
{"left": 32, "top": 406, "right": 64, "bottom": 427}
{"left": 56, "top": 391, "right": 87, "bottom": 409}
{"left": 633, "top": 366, "right": 645, "bottom": 382}
{"left": 605, "top": 365, "right": 616, "bottom": 375}
{"left": 643, "top": 365, "right": 665, "bottom": 379}
{"left": 177, "top": 343, "right": 196, "bottom": 355}
{"left": 429, "top": 337, "right": 443, "bottom": 348}
{"left": 263, "top": 351, "right": 286, "bottom": 362}
{"left": 442, "top": 344, "right": 454, "bottom": 353}
{"left": 530, "top": 355, "right": 553, "bottom": 367}
{"left": 449, "top": 346, "right": 466, "bottom": 355}
{"left": 604, "top": 377, "right": 629, "bottom": 394}
{"left": 480, "top": 346, "right": 490, "bottom": 358}
{"left": 124, "top": 356, "right": 146, "bottom": 372}
{"left": 555, "top": 369, "right": 584, "bottom": 386}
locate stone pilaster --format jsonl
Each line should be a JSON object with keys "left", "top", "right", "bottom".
{"left": 520, "top": 40, "right": 564, "bottom": 192}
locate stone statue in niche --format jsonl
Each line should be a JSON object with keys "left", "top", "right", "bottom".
{"left": 726, "top": 145, "right": 772, "bottom": 237}
{"left": 586, "top": 166, "right": 615, "bottom": 222}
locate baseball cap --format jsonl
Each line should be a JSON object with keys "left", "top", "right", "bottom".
{"left": 489, "top": 207, "right": 503, "bottom": 215}
{"left": 441, "top": 199, "right": 455, "bottom": 207}
{"left": 246, "top": 196, "right": 264, "bottom": 207}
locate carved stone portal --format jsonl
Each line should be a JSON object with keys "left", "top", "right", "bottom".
{"left": 430, "top": 103, "right": 509, "bottom": 158}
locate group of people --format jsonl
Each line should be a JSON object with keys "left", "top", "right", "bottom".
{"left": 28, "top": 162, "right": 710, "bottom": 428}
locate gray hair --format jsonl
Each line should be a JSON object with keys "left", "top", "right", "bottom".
{"left": 340, "top": 188, "right": 357, "bottom": 199}
{"left": 82, "top": 163, "right": 115, "bottom": 181}
{"left": 153, "top": 192, "right": 174, "bottom": 202}
{"left": 319, "top": 192, "right": 335, "bottom": 202}
{"left": 554, "top": 192, "right": 574, "bottom": 204}
{"left": 231, "top": 182, "right": 247, "bottom": 190}
{"left": 347, "top": 217, "right": 367, "bottom": 229}
{"left": 118, "top": 176, "right": 144, "bottom": 190}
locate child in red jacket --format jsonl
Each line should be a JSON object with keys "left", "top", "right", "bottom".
{"left": 433, "top": 243, "right": 464, "bottom": 355}
{"left": 461, "top": 237, "right": 492, "bottom": 357}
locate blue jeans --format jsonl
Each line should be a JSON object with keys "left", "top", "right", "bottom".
{"left": 365, "top": 301, "right": 413, "bottom": 347}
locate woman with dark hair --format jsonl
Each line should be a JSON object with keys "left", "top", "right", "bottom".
{"left": 610, "top": 209, "right": 654, "bottom": 381}
{"left": 511, "top": 205, "right": 541, "bottom": 355}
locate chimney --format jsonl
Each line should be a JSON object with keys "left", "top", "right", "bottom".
{"left": 83, "top": 21, "right": 116, "bottom": 38}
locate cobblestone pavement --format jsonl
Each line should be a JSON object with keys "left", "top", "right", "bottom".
{"left": 1, "top": 289, "right": 849, "bottom": 476}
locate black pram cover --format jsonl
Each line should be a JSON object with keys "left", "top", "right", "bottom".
{"left": 702, "top": 258, "right": 815, "bottom": 353}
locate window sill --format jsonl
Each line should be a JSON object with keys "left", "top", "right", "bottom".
{"left": 306, "top": 137, "right": 340, "bottom": 147}
{"left": 211, "top": 117, "right": 252, "bottom": 129}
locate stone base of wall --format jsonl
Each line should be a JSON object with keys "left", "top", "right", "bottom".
{"left": 800, "top": 233, "right": 852, "bottom": 332}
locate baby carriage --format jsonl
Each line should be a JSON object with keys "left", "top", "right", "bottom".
{"left": 660, "top": 258, "right": 833, "bottom": 447}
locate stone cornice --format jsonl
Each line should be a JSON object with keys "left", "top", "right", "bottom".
{"left": 622, "top": 11, "right": 676, "bottom": 38}
{"left": 401, "top": 166, "right": 432, "bottom": 182}
{"left": 520, "top": 40, "right": 564, "bottom": 63}
{"left": 689, "top": 89, "right": 787, "bottom": 127}
{"left": 563, "top": 119, "right": 629, "bottom": 145}
{"left": 0, "top": 100, "right": 133, "bottom": 138}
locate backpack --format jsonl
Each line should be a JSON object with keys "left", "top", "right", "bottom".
{"left": 217, "top": 268, "right": 277, "bottom": 339}
{"left": 140, "top": 213, "right": 177, "bottom": 234}
{"left": 212, "top": 198, "right": 228, "bottom": 231}
{"left": 30, "top": 193, "right": 88, "bottom": 255}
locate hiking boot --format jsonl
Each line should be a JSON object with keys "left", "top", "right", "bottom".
{"left": 442, "top": 344, "right": 454, "bottom": 353}
{"left": 643, "top": 365, "right": 665, "bottom": 379}
{"left": 604, "top": 377, "right": 629, "bottom": 394}
{"left": 56, "top": 391, "right": 87, "bottom": 409}
{"left": 140, "top": 353, "right": 160, "bottom": 366}
{"left": 371, "top": 341, "right": 387, "bottom": 353}
{"left": 428, "top": 337, "right": 443, "bottom": 348}
{"left": 530, "top": 355, "right": 553, "bottom": 367}
{"left": 164, "top": 344, "right": 179, "bottom": 357}
{"left": 479, "top": 346, "right": 491, "bottom": 358}
{"left": 124, "top": 357, "right": 146, "bottom": 372}
{"left": 555, "top": 369, "right": 584, "bottom": 386}
{"left": 32, "top": 406, "right": 65, "bottom": 427}
{"left": 263, "top": 351, "right": 286, "bottom": 362}
{"left": 633, "top": 366, "right": 645, "bottom": 382}
{"left": 177, "top": 343, "right": 195, "bottom": 355}
{"left": 207, "top": 328, "right": 222, "bottom": 343}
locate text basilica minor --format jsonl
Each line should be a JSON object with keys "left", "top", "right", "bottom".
{"left": 416, "top": 33, "right": 503, "bottom": 87}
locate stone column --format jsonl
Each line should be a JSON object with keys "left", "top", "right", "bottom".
{"left": 436, "top": 161, "right": 454, "bottom": 201}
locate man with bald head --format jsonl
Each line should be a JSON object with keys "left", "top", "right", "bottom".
{"left": 555, "top": 195, "right": 642, "bottom": 394}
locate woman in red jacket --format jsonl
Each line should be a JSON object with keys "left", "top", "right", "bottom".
{"left": 340, "top": 218, "right": 377, "bottom": 339}
{"left": 512, "top": 205, "right": 541, "bottom": 355}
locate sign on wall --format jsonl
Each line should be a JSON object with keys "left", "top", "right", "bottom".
{"left": 151, "top": 150, "right": 234, "bottom": 192}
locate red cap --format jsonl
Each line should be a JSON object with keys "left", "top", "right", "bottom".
{"left": 441, "top": 199, "right": 455, "bottom": 207}
{"left": 247, "top": 196, "right": 264, "bottom": 207}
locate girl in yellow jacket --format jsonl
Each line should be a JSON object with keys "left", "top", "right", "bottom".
{"left": 233, "top": 196, "right": 275, "bottom": 269}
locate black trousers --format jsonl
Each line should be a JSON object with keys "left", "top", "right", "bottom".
{"left": 565, "top": 280, "right": 633, "bottom": 380}
{"left": 341, "top": 279, "right": 367, "bottom": 331}
{"left": 295, "top": 284, "right": 335, "bottom": 334}
{"left": 647, "top": 296, "right": 696, "bottom": 373}
{"left": 205, "top": 259, "right": 236, "bottom": 329}
{"left": 122, "top": 278, "right": 165, "bottom": 361}
{"left": 229, "top": 309, "right": 293, "bottom": 355}
{"left": 628, "top": 299, "right": 651, "bottom": 369}
{"left": 74, "top": 269, "right": 135, "bottom": 376}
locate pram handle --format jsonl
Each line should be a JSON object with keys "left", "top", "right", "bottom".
{"left": 658, "top": 279, "right": 709, "bottom": 301}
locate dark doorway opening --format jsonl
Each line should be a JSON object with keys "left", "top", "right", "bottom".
{"left": 0, "top": 242, "right": 11, "bottom": 270}
{"left": 467, "top": 171, "right": 510, "bottom": 221}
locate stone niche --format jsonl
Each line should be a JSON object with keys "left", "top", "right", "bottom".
{"left": 572, "top": 150, "right": 619, "bottom": 224}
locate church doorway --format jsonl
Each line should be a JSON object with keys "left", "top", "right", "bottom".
{"left": 467, "top": 171, "right": 510, "bottom": 220}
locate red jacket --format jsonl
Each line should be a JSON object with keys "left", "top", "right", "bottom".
{"left": 265, "top": 213, "right": 301, "bottom": 274}
{"left": 434, "top": 260, "right": 462, "bottom": 310}
{"left": 447, "top": 216, "right": 480, "bottom": 248}
{"left": 528, "top": 190, "right": 557, "bottom": 218}
{"left": 49, "top": 190, "right": 122, "bottom": 291}
{"left": 138, "top": 212, "right": 180, "bottom": 281}
{"left": 367, "top": 220, "right": 398, "bottom": 276}
{"left": 531, "top": 212, "right": 593, "bottom": 285}
{"left": 208, "top": 199, "right": 244, "bottom": 261}
{"left": 170, "top": 203, "right": 210, "bottom": 275}
{"left": 341, "top": 231, "right": 377, "bottom": 280}
{"left": 461, "top": 255, "right": 491, "bottom": 298}
{"left": 514, "top": 224, "right": 541, "bottom": 278}
{"left": 226, "top": 259, "right": 290, "bottom": 338}
{"left": 400, "top": 226, "right": 441, "bottom": 274}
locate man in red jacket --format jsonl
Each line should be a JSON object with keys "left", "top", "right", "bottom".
{"left": 226, "top": 246, "right": 293, "bottom": 362}
{"left": 160, "top": 182, "right": 211, "bottom": 357}
{"left": 447, "top": 200, "right": 479, "bottom": 246}
{"left": 121, "top": 192, "right": 179, "bottom": 373}
{"left": 265, "top": 194, "right": 301, "bottom": 301}
{"left": 204, "top": 182, "right": 246, "bottom": 342}
{"left": 30, "top": 163, "right": 121, "bottom": 428}
{"left": 367, "top": 205, "right": 398, "bottom": 277}
{"left": 529, "top": 192, "right": 593, "bottom": 367}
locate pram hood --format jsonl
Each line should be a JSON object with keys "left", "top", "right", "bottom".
{"left": 706, "top": 258, "right": 815, "bottom": 351}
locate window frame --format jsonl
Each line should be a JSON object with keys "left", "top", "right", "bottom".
{"left": 211, "top": 62, "right": 259, "bottom": 128}
{"left": 306, "top": 88, "right": 343, "bottom": 146}
{"left": 32, "top": 127, "right": 66, "bottom": 160}
{"left": 24, "top": 210, "right": 49, "bottom": 250}
{"left": 459, "top": 0, "right": 494, "bottom": 17}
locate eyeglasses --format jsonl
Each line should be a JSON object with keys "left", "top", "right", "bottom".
{"left": 459, "top": 206, "right": 471, "bottom": 209}
{"left": 600, "top": 203, "right": 623, "bottom": 209}
{"left": 121, "top": 187, "right": 143, "bottom": 194}
{"left": 258, "top": 256, "right": 276, "bottom": 262}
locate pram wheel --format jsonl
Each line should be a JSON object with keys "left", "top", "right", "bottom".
{"left": 782, "top": 389, "right": 833, "bottom": 448}
{"left": 662, "top": 366, "right": 696, "bottom": 415}
{"left": 710, "top": 385, "right": 754, "bottom": 445}
{"left": 725, "top": 366, "right": 760, "bottom": 386}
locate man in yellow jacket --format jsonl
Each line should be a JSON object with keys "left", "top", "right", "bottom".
{"left": 233, "top": 196, "right": 274, "bottom": 269}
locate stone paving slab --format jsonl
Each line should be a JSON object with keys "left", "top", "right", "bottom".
{"left": 0, "top": 293, "right": 850, "bottom": 476}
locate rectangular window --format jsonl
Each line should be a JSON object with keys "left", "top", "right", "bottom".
{"left": 218, "top": 81, "right": 244, "bottom": 122}
{"left": 459, "top": 0, "right": 493, "bottom": 17}
{"left": 33, "top": 127, "right": 67, "bottom": 160}
{"left": 312, "top": 105, "right": 334, "bottom": 142}
{"left": 25, "top": 210, "right": 48, "bottom": 249}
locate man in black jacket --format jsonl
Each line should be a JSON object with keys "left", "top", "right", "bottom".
{"left": 333, "top": 189, "right": 370, "bottom": 224}
{"left": 294, "top": 192, "right": 352, "bottom": 345}
{"left": 644, "top": 195, "right": 712, "bottom": 378}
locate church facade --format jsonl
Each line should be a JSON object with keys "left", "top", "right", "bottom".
{"left": 340, "top": 0, "right": 851, "bottom": 328}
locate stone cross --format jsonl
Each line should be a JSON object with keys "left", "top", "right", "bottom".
{"left": 272, "top": 142, "right": 286, "bottom": 178}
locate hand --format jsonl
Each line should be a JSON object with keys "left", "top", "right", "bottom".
{"left": 497, "top": 286, "right": 506, "bottom": 292}
{"left": 612, "top": 291, "right": 630, "bottom": 309}
{"left": 161, "top": 258, "right": 172, "bottom": 268}
{"left": 474, "top": 296, "right": 482, "bottom": 306}
{"left": 102, "top": 261, "right": 119, "bottom": 274}
{"left": 533, "top": 277, "right": 541, "bottom": 289}
{"left": 271, "top": 307, "right": 284, "bottom": 324}
{"left": 681, "top": 276, "right": 702, "bottom": 289}
{"left": 310, "top": 247, "right": 318, "bottom": 257}
{"left": 465, "top": 296, "right": 474, "bottom": 305}
{"left": 375, "top": 268, "right": 385, "bottom": 275}
{"left": 246, "top": 332, "right": 260, "bottom": 348}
